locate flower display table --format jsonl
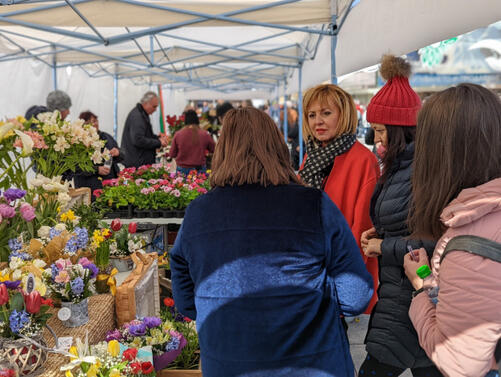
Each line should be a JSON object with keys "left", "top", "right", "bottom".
{"left": 41, "top": 294, "right": 115, "bottom": 377}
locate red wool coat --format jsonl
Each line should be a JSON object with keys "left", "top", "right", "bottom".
{"left": 301, "top": 141, "right": 380, "bottom": 313}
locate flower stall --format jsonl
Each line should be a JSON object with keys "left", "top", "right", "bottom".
{"left": 0, "top": 110, "right": 203, "bottom": 376}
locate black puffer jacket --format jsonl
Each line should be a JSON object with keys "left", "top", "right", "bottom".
{"left": 365, "top": 142, "right": 436, "bottom": 369}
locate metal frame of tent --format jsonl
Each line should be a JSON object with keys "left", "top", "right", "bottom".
{"left": 0, "top": 0, "right": 357, "bottom": 162}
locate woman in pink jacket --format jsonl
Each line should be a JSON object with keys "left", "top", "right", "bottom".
{"left": 403, "top": 83, "right": 501, "bottom": 377}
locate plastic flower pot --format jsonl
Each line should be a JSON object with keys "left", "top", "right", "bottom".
{"left": 135, "top": 209, "right": 149, "bottom": 218}
{"left": 161, "top": 209, "right": 176, "bottom": 218}
{"left": 174, "top": 210, "right": 185, "bottom": 218}
{"left": 127, "top": 204, "right": 134, "bottom": 219}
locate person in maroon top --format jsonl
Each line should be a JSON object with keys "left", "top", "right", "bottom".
{"left": 170, "top": 109, "right": 216, "bottom": 175}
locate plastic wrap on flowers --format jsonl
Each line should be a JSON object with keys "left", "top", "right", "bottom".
{"left": 152, "top": 334, "right": 187, "bottom": 371}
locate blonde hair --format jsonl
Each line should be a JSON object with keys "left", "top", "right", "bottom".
{"left": 302, "top": 84, "right": 358, "bottom": 142}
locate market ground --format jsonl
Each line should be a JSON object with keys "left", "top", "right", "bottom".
{"left": 348, "top": 315, "right": 412, "bottom": 377}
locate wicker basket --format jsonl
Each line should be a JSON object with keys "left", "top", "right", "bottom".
{"left": 0, "top": 335, "right": 48, "bottom": 376}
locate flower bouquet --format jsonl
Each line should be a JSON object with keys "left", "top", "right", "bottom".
{"left": 166, "top": 115, "right": 185, "bottom": 137}
{"left": 0, "top": 188, "right": 37, "bottom": 262}
{"left": 43, "top": 258, "right": 96, "bottom": 327}
{"left": 106, "top": 316, "right": 186, "bottom": 371}
{"left": 61, "top": 337, "right": 156, "bottom": 377}
{"left": 0, "top": 278, "right": 53, "bottom": 376}
{"left": 161, "top": 299, "right": 199, "bottom": 372}
{"left": 109, "top": 219, "right": 143, "bottom": 272}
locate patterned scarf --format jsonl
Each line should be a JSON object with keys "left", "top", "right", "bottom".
{"left": 299, "top": 134, "right": 357, "bottom": 189}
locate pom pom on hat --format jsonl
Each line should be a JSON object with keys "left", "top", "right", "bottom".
{"left": 366, "top": 54, "right": 421, "bottom": 126}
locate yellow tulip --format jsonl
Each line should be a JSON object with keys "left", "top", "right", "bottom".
{"left": 14, "top": 129, "right": 34, "bottom": 156}
{"left": 107, "top": 340, "right": 120, "bottom": 357}
{"left": 65, "top": 371, "right": 74, "bottom": 377}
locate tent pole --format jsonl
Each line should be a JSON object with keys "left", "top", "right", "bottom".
{"left": 149, "top": 35, "right": 154, "bottom": 66}
{"left": 275, "top": 82, "right": 280, "bottom": 126}
{"left": 113, "top": 71, "right": 118, "bottom": 140}
{"left": 283, "top": 81, "right": 288, "bottom": 143}
{"left": 51, "top": 44, "right": 57, "bottom": 90}
{"left": 330, "top": 15, "right": 337, "bottom": 85}
{"left": 298, "top": 64, "right": 303, "bottom": 165}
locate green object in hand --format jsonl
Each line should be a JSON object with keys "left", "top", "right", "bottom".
{"left": 416, "top": 265, "right": 432, "bottom": 279}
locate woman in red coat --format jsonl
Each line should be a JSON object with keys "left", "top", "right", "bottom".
{"left": 299, "top": 84, "right": 379, "bottom": 313}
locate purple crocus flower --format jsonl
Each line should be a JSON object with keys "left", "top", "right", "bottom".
{"left": 4, "top": 280, "right": 21, "bottom": 290}
{"left": 3, "top": 188, "right": 26, "bottom": 202}
{"left": 128, "top": 322, "right": 147, "bottom": 336}
{"left": 143, "top": 316, "right": 162, "bottom": 329}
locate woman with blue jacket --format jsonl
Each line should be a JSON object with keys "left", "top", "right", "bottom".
{"left": 170, "top": 107, "right": 374, "bottom": 377}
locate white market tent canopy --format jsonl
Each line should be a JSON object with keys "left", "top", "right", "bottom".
{"left": 0, "top": 0, "right": 500, "bottom": 142}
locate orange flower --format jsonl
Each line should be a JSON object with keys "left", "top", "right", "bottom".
{"left": 163, "top": 297, "right": 174, "bottom": 307}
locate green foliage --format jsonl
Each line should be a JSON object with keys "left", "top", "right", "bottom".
{"left": 72, "top": 202, "right": 106, "bottom": 235}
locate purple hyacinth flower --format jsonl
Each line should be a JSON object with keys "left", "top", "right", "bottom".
{"left": 106, "top": 329, "right": 123, "bottom": 342}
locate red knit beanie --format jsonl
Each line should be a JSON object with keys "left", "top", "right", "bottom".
{"left": 366, "top": 55, "right": 421, "bottom": 126}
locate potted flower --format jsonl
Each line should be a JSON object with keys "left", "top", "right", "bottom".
{"left": 43, "top": 258, "right": 96, "bottom": 327}
{"left": 91, "top": 229, "right": 117, "bottom": 294}
{"left": 160, "top": 299, "right": 201, "bottom": 376}
{"left": 166, "top": 115, "right": 185, "bottom": 136}
{"left": 109, "top": 219, "right": 142, "bottom": 272}
{"left": 0, "top": 278, "right": 54, "bottom": 376}
{"left": 105, "top": 316, "right": 186, "bottom": 372}
{"left": 61, "top": 337, "right": 156, "bottom": 377}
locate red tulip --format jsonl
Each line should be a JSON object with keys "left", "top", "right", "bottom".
{"left": 0, "top": 284, "right": 8, "bottom": 306}
{"left": 24, "top": 291, "right": 42, "bottom": 314}
{"left": 128, "top": 222, "right": 137, "bottom": 234}
{"left": 130, "top": 362, "right": 141, "bottom": 374}
{"left": 141, "top": 361, "right": 154, "bottom": 374}
{"left": 111, "top": 218, "right": 122, "bottom": 232}
{"left": 122, "top": 348, "right": 138, "bottom": 361}
{"left": 163, "top": 297, "right": 174, "bottom": 307}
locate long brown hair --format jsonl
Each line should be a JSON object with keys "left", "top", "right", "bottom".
{"left": 302, "top": 84, "right": 358, "bottom": 142}
{"left": 409, "top": 83, "right": 501, "bottom": 240}
{"left": 380, "top": 125, "right": 415, "bottom": 183}
{"left": 210, "top": 107, "right": 301, "bottom": 187}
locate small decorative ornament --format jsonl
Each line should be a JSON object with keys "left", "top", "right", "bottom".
{"left": 58, "top": 307, "right": 71, "bottom": 322}
{"left": 25, "top": 274, "right": 35, "bottom": 293}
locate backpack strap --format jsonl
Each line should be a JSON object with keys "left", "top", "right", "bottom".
{"left": 440, "top": 235, "right": 501, "bottom": 264}
{"left": 440, "top": 235, "right": 501, "bottom": 374}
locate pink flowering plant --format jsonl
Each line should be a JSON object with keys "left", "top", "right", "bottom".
{"left": 43, "top": 258, "right": 97, "bottom": 304}
{"left": 0, "top": 188, "right": 37, "bottom": 262}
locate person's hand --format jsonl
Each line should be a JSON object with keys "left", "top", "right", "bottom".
{"left": 404, "top": 248, "right": 430, "bottom": 290}
{"left": 364, "top": 238, "right": 382, "bottom": 257}
{"left": 109, "top": 147, "right": 120, "bottom": 157}
{"left": 98, "top": 166, "right": 111, "bottom": 176}
{"left": 361, "top": 227, "right": 377, "bottom": 249}
{"left": 160, "top": 136, "right": 168, "bottom": 147}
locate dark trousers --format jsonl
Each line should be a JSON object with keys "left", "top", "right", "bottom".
{"left": 358, "top": 354, "right": 443, "bottom": 377}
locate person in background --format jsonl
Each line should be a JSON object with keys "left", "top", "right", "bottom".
{"left": 298, "top": 83, "right": 380, "bottom": 315}
{"left": 25, "top": 105, "right": 48, "bottom": 122}
{"left": 46, "top": 90, "right": 72, "bottom": 120}
{"left": 74, "top": 111, "right": 122, "bottom": 201}
{"left": 121, "top": 91, "right": 168, "bottom": 168}
{"left": 216, "top": 101, "right": 234, "bottom": 125}
{"left": 404, "top": 83, "right": 501, "bottom": 377}
{"left": 169, "top": 109, "right": 215, "bottom": 175}
{"left": 170, "top": 107, "right": 373, "bottom": 377}
{"left": 358, "top": 55, "right": 441, "bottom": 377}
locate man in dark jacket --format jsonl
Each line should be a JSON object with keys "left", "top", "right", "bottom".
{"left": 74, "top": 111, "right": 122, "bottom": 200}
{"left": 121, "top": 91, "right": 167, "bottom": 167}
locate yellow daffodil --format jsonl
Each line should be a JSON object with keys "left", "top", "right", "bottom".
{"left": 102, "top": 228, "right": 111, "bottom": 238}
{"left": 109, "top": 369, "right": 120, "bottom": 377}
{"left": 107, "top": 340, "right": 120, "bottom": 357}
{"left": 0, "top": 270, "right": 10, "bottom": 282}
{"left": 86, "top": 363, "right": 99, "bottom": 377}
{"left": 65, "top": 371, "right": 74, "bottom": 377}
{"left": 61, "top": 210, "right": 76, "bottom": 222}
{"left": 69, "top": 346, "right": 78, "bottom": 360}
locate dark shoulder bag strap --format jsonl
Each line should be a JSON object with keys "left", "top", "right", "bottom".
{"left": 440, "top": 235, "right": 501, "bottom": 373}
